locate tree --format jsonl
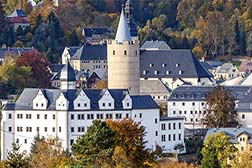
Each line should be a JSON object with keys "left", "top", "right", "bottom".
{"left": 71, "top": 120, "right": 116, "bottom": 167}
{"left": 239, "top": 25, "right": 246, "bottom": 56}
{"left": 16, "top": 50, "right": 51, "bottom": 88}
{"left": 203, "top": 86, "right": 238, "bottom": 128}
{"left": 106, "top": 119, "right": 155, "bottom": 167}
{"left": 4, "top": 143, "right": 30, "bottom": 168}
{"left": 30, "top": 137, "right": 70, "bottom": 168}
{"left": 30, "top": 133, "right": 45, "bottom": 155}
{"left": 231, "top": 151, "right": 252, "bottom": 168}
{"left": 0, "top": 2, "right": 6, "bottom": 47}
{"left": 69, "top": 30, "right": 80, "bottom": 46}
{"left": 201, "top": 132, "right": 237, "bottom": 168}
{"left": 247, "top": 29, "right": 252, "bottom": 56}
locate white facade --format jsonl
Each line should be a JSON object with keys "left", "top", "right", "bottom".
{"left": 1, "top": 88, "right": 185, "bottom": 160}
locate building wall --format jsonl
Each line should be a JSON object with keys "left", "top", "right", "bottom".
{"left": 107, "top": 40, "right": 140, "bottom": 95}
{"left": 238, "top": 112, "right": 252, "bottom": 127}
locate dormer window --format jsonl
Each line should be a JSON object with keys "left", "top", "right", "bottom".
{"left": 149, "top": 64, "right": 153, "bottom": 67}
{"left": 36, "top": 103, "right": 38, "bottom": 107}
{"left": 127, "top": 103, "right": 130, "bottom": 106}
{"left": 162, "top": 64, "right": 166, "bottom": 67}
{"left": 179, "top": 70, "right": 183, "bottom": 74}
{"left": 176, "top": 63, "right": 180, "bottom": 67}
{"left": 103, "top": 103, "right": 105, "bottom": 107}
{"left": 143, "top": 70, "right": 147, "bottom": 74}
{"left": 166, "top": 70, "right": 170, "bottom": 75}
{"left": 154, "top": 70, "right": 158, "bottom": 75}
{"left": 109, "top": 103, "right": 112, "bottom": 107}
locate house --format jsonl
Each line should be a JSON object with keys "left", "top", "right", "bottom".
{"left": 7, "top": 9, "right": 30, "bottom": 31}
{"left": 140, "top": 50, "right": 215, "bottom": 89}
{"left": 167, "top": 86, "right": 251, "bottom": 129}
{"left": 205, "top": 128, "right": 252, "bottom": 152}
{"left": 83, "top": 27, "right": 111, "bottom": 44}
{"left": 214, "top": 63, "right": 240, "bottom": 80}
{"left": 141, "top": 40, "right": 171, "bottom": 50}
{"left": 0, "top": 47, "right": 34, "bottom": 64}
{"left": 239, "top": 59, "right": 252, "bottom": 75}
{"left": 1, "top": 62, "right": 186, "bottom": 160}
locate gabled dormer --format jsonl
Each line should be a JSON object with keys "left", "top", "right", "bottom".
{"left": 122, "top": 93, "right": 132, "bottom": 109}
{"left": 56, "top": 92, "right": 69, "bottom": 110}
{"left": 73, "top": 90, "right": 90, "bottom": 110}
{"left": 98, "top": 90, "right": 114, "bottom": 110}
{"left": 33, "top": 90, "right": 48, "bottom": 110}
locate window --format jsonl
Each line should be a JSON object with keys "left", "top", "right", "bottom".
{"left": 36, "top": 127, "right": 39, "bottom": 132}
{"left": 172, "top": 102, "right": 176, "bottom": 106}
{"left": 71, "top": 127, "right": 74, "bottom": 132}
{"left": 52, "top": 127, "right": 55, "bottom": 132}
{"left": 182, "top": 102, "right": 185, "bottom": 106}
{"left": 190, "top": 111, "right": 193, "bottom": 114}
{"left": 59, "top": 127, "right": 61, "bottom": 132}
{"left": 16, "top": 138, "right": 19, "bottom": 143}
{"left": 44, "top": 127, "right": 47, "bottom": 132}
{"left": 8, "top": 113, "right": 12, "bottom": 119}
{"left": 161, "top": 135, "right": 166, "bottom": 142}
{"left": 17, "top": 114, "right": 23, "bottom": 119}
{"left": 192, "top": 102, "right": 195, "bottom": 106}
{"left": 96, "top": 114, "right": 103, "bottom": 119}
{"left": 179, "top": 134, "right": 181, "bottom": 140}
{"left": 176, "top": 63, "right": 180, "bottom": 67}
{"left": 195, "top": 111, "right": 197, "bottom": 114}
{"left": 108, "top": 103, "right": 112, "bottom": 107}
{"left": 173, "top": 111, "right": 176, "bottom": 115}
{"left": 37, "top": 114, "right": 40, "bottom": 119}
{"left": 124, "top": 50, "right": 127, "bottom": 55}
{"left": 154, "top": 70, "right": 158, "bottom": 75}
{"left": 36, "top": 103, "right": 38, "bottom": 107}
{"left": 126, "top": 113, "right": 129, "bottom": 118}
{"left": 179, "top": 111, "right": 182, "bottom": 115}
{"left": 41, "top": 103, "right": 44, "bottom": 107}
{"left": 78, "top": 114, "right": 85, "bottom": 120}
{"left": 179, "top": 122, "right": 181, "bottom": 129}
{"left": 24, "top": 139, "right": 27, "bottom": 144}
{"left": 84, "top": 103, "right": 87, "bottom": 107}
{"left": 166, "top": 70, "right": 170, "bottom": 75}
{"left": 26, "top": 114, "right": 31, "bottom": 119}
{"left": 113, "top": 50, "right": 115, "bottom": 55}
{"left": 168, "top": 134, "right": 171, "bottom": 141}
{"left": 71, "top": 114, "right": 74, "bottom": 120}
{"left": 78, "top": 103, "right": 80, "bottom": 107}
{"left": 8, "top": 127, "right": 12, "bottom": 132}
{"left": 17, "top": 127, "right": 23, "bottom": 132}
{"left": 78, "top": 127, "right": 85, "bottom": 132}
{"left": 173, "top": 134, "right": 176, "bottom": 141}
{"left": 162, "top": 64, "right": 166, "bottom": 67}
{"left": 70, "top": 139, "right": 74, "bottom": 145}
{"left": 184, "top": 111, "right": 187, "bottom": 114}
{"left": 115, "top": 113, "right": 122, "bottom": 119}
{"left": 173, "top": 123, "right": 176, "bottom": 130}
{"left": 102, "top": 103, "right": 105, "bottom": 107}
{"left": 139, "top": 113, "right": 142, "bottom": 118}
{"left": 87, "top": 114, "right": 94, "bottom": 120}
{"left": 26, "top": 127, "right": 32, "bottom": 132}
{"left": 44, "top": 114, "right": 47, "bottom": 119}
{"left": 135, "top": 50, "right": 138, "bottom": 55}
{"left": 190, "top": 118, "right": 193, "bottom": 122}
{"left": 155, "top": 131, "right": 158, "bottom": 136}
{"left": 201, "top": 102, "right": 205, "bottom": 106}
{"left": 106, "top": 114, "right": 113, "bottom": 119}
{"left": 149, "top": 64, "right": 153, "bottom": 67}
{"left": 53, "top": 114, "right": 56, "bottom": 119}
{"left": 242, "top": 114, "right": 245, "bottom": 119}
{"left": 161, "top": 123, "right": 166, "bottom": 130}
{"left": 168, "top": 123, "right": 171, "bottom": 130}
{"left": 179, "top": 70, "right": 183, "bottom": 74}
{"left": 155, "top": 118, "right": 158, "bottom": 123}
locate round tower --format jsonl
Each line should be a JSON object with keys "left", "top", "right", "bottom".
{"left": 60, "top": 61, "right": 76, "bottom": 90}
{"left": 107, "top": 8, "right": 140, "bottom": 95}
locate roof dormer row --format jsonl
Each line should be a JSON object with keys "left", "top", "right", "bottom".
{"left": 32, "top": 89, "right": 132, "bottom": 111}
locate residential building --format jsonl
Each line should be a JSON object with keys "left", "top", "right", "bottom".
{"left": 205, "top": 128, "right": 252, "bottom": 152}
{"left": 7, "top": 9, "right": 30, "bottom": 31}
{"left": 141, "top": 40, "right": 171, "bottom": 50}
{"left": 237, "top": 89, "right": 252, "bottom": 128}
{"left": 82, "top": 27, "right": 111, "bottom": 44}
{"left": 107, "top": 8, "right": 140, "bottom": 95}
{"left": 140, "top": 50, "right": 215, "bottom": 89}
{"left": 214, "top": 63, "right": 240, "bottom": 80}
{"left": 167, "top": 86, "right": 251, "bottom": 129}
{"left": 1, "top": 62, "right": 185, "bottom": 160}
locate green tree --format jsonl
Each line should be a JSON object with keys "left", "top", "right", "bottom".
{"left": 30, "top": 133, "right": 45, "bottom": 155}
{"left": 71, "top": 120, "right": 116, "bottom": 167}
{"left": 203, "top": 86, "right": 238, "bottom": 128}
{"left": 201, "top": 132, "right": 237, "bottom": 168}
{"left": 4, "top": 143, "right": 30, "bottom": 168}
{"left": 69, "top": 30, "right": 80, "bottom": 46}
{"left": 239, "top": 25, "right": 246, "bottom": 56}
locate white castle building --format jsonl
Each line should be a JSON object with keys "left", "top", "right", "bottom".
{"left": 1, "top": 60, "right": 185, "bottom": 160}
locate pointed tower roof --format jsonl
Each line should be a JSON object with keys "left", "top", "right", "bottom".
{"left": 115, "top": 7, "right": 132, "bottom": 43}
{"left": 60, "top": 61, "right": 76, "bottom": 81}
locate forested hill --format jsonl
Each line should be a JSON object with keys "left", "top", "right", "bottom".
{"left": 2, "top": 0, "right": 252, "bottom": 61}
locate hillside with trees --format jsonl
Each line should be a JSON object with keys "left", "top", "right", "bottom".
{"left": 2, "top": 0, "right": 252, "bottom": 62}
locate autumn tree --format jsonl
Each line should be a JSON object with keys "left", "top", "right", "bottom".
{"left": 231, "top": 151, "right": 252, "bottom": 168}
{"left": 106, "top": 119, "right": 155, "bottom": 167}
{"left": 16, "top": 50, "right": 51, "bottom": 88}
{"left": 4, "top": 143, "right": 30, "bottom": 168}
{"left": 29, "top": 137, "right": 71, "bottom": 168}
{"left": 203, "top": 86, "right": 238, "bottom": 128}
{"left": 247, "top": 29, "right": 252, "bottom": 56}
{"left": 201, "top": 132, "right": 237, "bottom": 168}
{"left": 71, "top": 120, "right": 116, "bottom": 167}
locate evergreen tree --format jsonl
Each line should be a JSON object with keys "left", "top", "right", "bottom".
{"left": 30, "top": 133, "right": 45, "bottom": 155}
{"left": 247, "top": 29, "right": 252, "bottom": 56}
{"left": 0, "top": 2, "right": 5, "bottom": 47}
{"left": 5, "top": 143, "right": 30, "bottom": 168}
{"left": 239, "top": 25, "right": 246, "bottom": 56}
{"left": 69, "top": 30, "right": 80, "bottom": 46}
{"left": 182, "top": 36, "right": 189, "bottom": 49}
{"left": 233, "top": 20, "right": 240, "bottom": 55}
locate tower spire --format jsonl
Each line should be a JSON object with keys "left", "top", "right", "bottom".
{"left": 115, "top": 7, "right": 131, "bottom": 43}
